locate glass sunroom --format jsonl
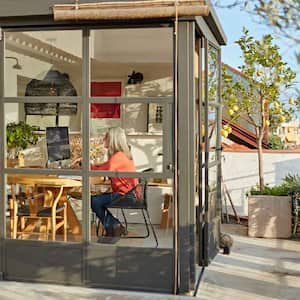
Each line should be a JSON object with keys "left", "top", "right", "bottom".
{"left": 0, "top": 0, "right": 226, "bottom": 295}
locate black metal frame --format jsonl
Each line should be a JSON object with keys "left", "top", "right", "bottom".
{"left": 198, "top": 36, "right": 222, "bottom": 266}
{"left": 95, "top": 178, "right": 159, "bottom": 248}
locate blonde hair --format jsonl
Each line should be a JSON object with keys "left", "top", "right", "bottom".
{"left": 106, "top": 127, "right": 132, "bottom": 160}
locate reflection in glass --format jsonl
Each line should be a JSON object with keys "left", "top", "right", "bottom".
{"left": 208, "top": 106, "right": 216, "bottom": 144}
{"left": 6, "top": 173, "right": 82, "bottom": 242}
{"left": 90, "top": 28, "right": 173, "bottom": 97}
{"left": 207, "top": 45, "right": 219, "bottom": 103}
{"left": 208, "top": 165, "right": 218, "bottom": 222}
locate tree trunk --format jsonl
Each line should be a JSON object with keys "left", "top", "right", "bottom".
{"left": 257, "top": 128, "right": 264, "bottom": 193}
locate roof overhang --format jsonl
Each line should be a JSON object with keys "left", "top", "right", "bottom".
{"left": 203, "top": 0, "right": 227, "bottom": 45}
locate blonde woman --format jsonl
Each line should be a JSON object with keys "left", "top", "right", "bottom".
{"left": 91, "top": 127, "right": 138, "bottom": 237}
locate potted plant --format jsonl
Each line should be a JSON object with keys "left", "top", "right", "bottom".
{"left": 247, "top": 175, "right": 297, "bottom": 238}
{"left": 6, "top": 121, "right": 39, "bottom": 166}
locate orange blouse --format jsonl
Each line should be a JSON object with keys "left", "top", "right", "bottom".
{"left": 91, "top": 151, "right": 138, "bottom": 195}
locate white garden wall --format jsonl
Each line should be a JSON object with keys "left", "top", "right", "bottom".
{"left": 222, "top": 150, "right": 300, "bottom": 216}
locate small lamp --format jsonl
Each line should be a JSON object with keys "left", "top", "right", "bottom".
{"left": 5, "top": 56, "right": 22, "bottom": 70}
{"left": 127, "top": 71, "right": 143, "bottom": 84}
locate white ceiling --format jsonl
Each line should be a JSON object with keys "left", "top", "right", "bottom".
{"left": 91, "top": 28, "right": 173, "bottom": 63}
{"left": 8, "top": 28, "right": 173, "bottom": 65}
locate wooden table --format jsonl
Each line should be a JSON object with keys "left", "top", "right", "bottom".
{"left": 7, "top": 174, "right": 82, "bottom": 241}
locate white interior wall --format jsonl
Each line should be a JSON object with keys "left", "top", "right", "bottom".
{"left": 222, "top": 151, "right": 300, "bottom": 216}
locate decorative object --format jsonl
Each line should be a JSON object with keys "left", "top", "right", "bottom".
{"left": 69, "top": 135, "right": 107, "bottom": 165}
{"left": 90, "top": 137, "right": 107, "bottom": 164}
{"left": 24, "top": 70, "right": 78, "bottom": 117}
{"left": 127, "top": 71, "right": 143, "bottom": 85}
{"left": 90, "top": 81, "right": 121, "bottom": 119}
{"left": 147, "top": 103, "right": 163, "bottom": 133}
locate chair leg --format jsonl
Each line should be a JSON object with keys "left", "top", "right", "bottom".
{"left": 96, "top": 218, "right": 100, "bottom": 236}
{"left": 46, "top": 218, "right": 50, "bottom": 240}
{"left": 52, "top": 216, "right": 56, "bottom": 241}
{"left": 63, "top": 206, "right": 67, "bottom": 242}
{"left": 122, "top": 209, "right": 149, "bottom": 239}
{"left": 13, "top": 215, "right": 18, "bottom": 239}
{"left": 121, "top": 209, "right": 128, "bottom": 233}
{"left": 20, "top": 217, "right": 25, "bottom": 231}
{"left": 119, "top": 209, "right": 158, "bottom": 247}
{"left": 141, "top": 210, "right": 150, "bottom": 238}
{"left": 144, "top": 209, "right": 159, "bottom": 248}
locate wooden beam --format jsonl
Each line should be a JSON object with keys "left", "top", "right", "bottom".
{"left": 53, "top": 0, "right": 210, "bottom": 21}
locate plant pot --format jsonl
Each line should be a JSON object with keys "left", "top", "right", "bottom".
{"left": 248, "top": 195, "right": 291, "bottom": 238}
{"left": 6, "top": 158, "right": 19, "bottom": 168}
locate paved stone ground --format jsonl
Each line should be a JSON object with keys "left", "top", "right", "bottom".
{"left": 0, "top": 281, "right": 192, "bottom": 300}
{"left": 196, "top": 224, "right": 300, "bottom": 300}
{"left": 0, "top": 224, "right": 299, "bottom": 299}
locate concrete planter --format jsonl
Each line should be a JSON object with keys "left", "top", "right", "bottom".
{"left": 248, "top": 195, "right": 292, "bottom": 238}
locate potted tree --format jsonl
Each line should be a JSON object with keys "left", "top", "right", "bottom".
{"left": 6, "top": 121, "right": 39, "bottom": 167}
{"left": 221, "top": 29, "right": 296, "bottom": 238}
{"left": 248, "top": 182, "right": 292, "bottom": 238}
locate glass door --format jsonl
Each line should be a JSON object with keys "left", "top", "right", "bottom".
{"left": 197, "top": 38, "right": 222, "bottom": 266}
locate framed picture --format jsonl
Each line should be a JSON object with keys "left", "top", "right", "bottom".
{"left": 90, "top": 81, "right": 121, "bottom": 119}
{"left": 147, "top": 103, "right": 163, "bottom": 133}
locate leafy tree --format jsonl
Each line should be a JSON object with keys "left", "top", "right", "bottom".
{"left": 222, "top": 29, "right": 296, "bottom": 192}
{"left": 214, "top": 0, "right": 300, "bottom": 44}
{"left": 214, "top": 0, "right": 300, "bottom": 106}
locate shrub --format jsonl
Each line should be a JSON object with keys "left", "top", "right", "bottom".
{"left": 267, "top": 134, "right": 284, "bottom": 150}
{"left": 250, "top": 184, "right": 289, "bottom": 196}
{"left": 249, "top": 173, "right": 300, "bottom": 196}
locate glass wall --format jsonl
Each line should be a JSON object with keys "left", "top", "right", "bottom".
{"left": 88, "top": 27, "right": 174, "bottom": 248}
{"left": 3, "top": 27, "right": 174, "bottom": 248}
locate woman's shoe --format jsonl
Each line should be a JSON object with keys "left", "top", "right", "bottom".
{"left": 104, "top": 227, "right": 114, "bottom": 237}
{"left": 112, "top": 224, "right": 127, "bottom": 237}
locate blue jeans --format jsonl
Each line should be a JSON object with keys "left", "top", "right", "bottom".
{"left": 91, "top": 193, "right": 121, "bottom": 231}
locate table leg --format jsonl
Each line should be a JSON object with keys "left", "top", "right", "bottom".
{"left": 66, "top": 200, "right": 82, "bottom": 241}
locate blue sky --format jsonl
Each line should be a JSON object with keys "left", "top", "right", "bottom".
{"left": 214, "top": 6, "right": 299, "bottom": 77}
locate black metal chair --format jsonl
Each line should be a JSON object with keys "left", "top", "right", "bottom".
{"left": 96, "top": 170, "right": 158, "bottom": 247}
